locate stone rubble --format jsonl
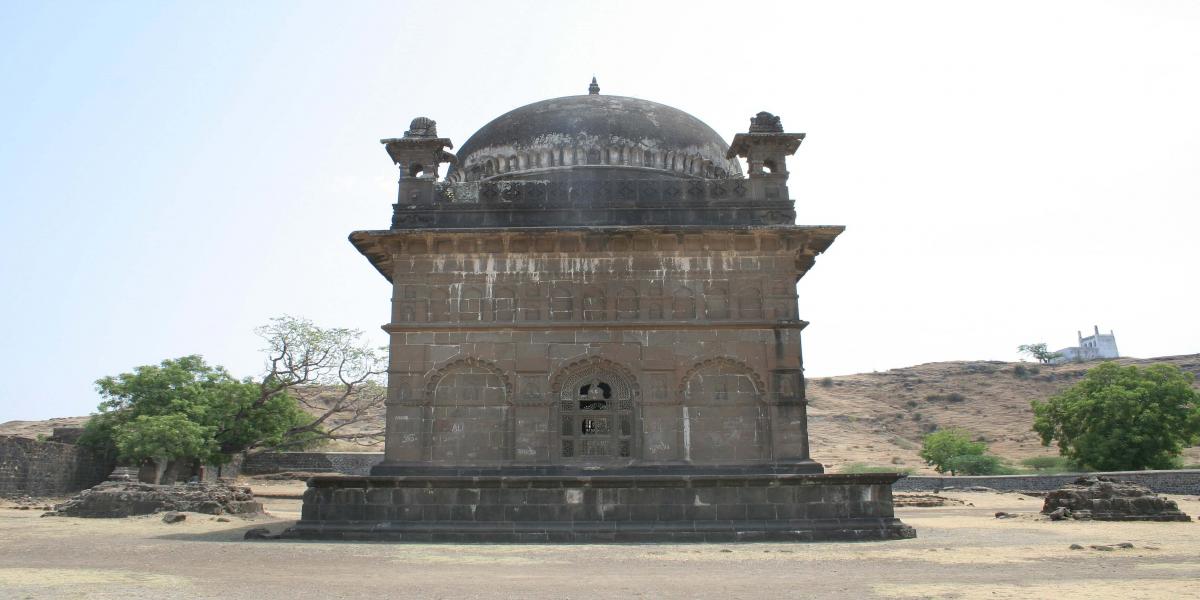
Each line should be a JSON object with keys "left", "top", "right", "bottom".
{"left": 1041, "top": 476, "right": 1191, "bottom": 522}
{"left": 47, "top": 481, "right": 262, "bottom": 518}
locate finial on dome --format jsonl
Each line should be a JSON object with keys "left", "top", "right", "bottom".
{"left": 588, "top": 76, "right": 600, "bottom": 95}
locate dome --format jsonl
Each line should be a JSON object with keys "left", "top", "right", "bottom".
{"left": 446, "top": 94, "right": 742, "bottom": 182}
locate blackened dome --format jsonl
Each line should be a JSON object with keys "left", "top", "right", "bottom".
{"left": 446, "top": 94, "right": 741, "bottom": 182}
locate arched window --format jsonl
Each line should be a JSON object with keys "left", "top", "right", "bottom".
{"left": 672, "top": 288, "right": 695, "bottom": 320}
{"left": 430, "top": 289, "right": 449, "bottom": 322}
{"left": 551, "top": 287, "right": 574, "bottom": 321}
{"left": 737, "top": 288, "right": 763, "bottom": 319}
{"left": 456, "top": 287, "right": 483, "bottom": 322}
{"left": 520, "top": 285, "right": 542, "bottom": 321}
{"left": 705, "top": 284, "right": 729, "bottom": 319}
{"left": 616, "top": 287, "right": 639, "bottom": 320}
{"left": 582, "top": 286, "right": 607, "bottom": 321}
{"left": 493, "top": 287, "right": 516, "bottom": 322}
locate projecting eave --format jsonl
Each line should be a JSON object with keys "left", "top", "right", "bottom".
{"left": 349, "top": 224, "right": 844, "bottom": 283}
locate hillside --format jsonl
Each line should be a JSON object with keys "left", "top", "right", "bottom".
{"left": 4, "top": 354, "right": 1198, "bottom": 473}
{"left": 806, "top": 354, "right": 1200, "bottom": 473}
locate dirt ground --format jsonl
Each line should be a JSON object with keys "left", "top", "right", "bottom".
{"left": 1, "top": 485, "right": 1198, "bottom": 600}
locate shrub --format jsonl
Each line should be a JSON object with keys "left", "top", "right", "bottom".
{"left": 912, "top": 412, "right": 922, "bottom": 421}
{"left": 1019, "top": 456, "right": 1078, "bottom": 473}
{"left": 944, "top": 454, "right": 1011, "bottom": 476}
{"left": 840, "top": 462, "right": 914, "bottom": 475}
{"left": 905, "top": 400, "right": 918, "bottom": 408}
{"left": 925, "top": 392, "right": 966, "bottom": 403}
{"left": 1013, "top": 364, "right": 1030, "bottom": 379}
{"left": 920, "top": 428, "right": 986, "bottom": 474}
{"left": 820, "top": 377, "right": 834, "bottom": 388}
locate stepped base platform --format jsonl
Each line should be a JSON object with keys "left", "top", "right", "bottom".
{"left": 283, "top": 468, "right": 916, "bottom": 543}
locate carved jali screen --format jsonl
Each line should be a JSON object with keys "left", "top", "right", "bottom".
{"left": 558, "top": 374, "right": 634, "bottom": 462}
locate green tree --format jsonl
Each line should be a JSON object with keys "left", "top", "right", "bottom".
{"left": 1032, "top": 362, "right": 1200, "bottom": 471}
{"left": 1018, "top": 343, "right": 1062, "bottom": 365}
{"left": 113, "top": 414, "right": 218, "bottom": 466}
{"left": 919, "top": 428, "right": 987, "bottom": 475}
{"left": 80, "top": 355, "right": 312, "bottom": 481}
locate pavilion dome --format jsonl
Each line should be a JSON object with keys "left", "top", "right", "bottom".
{"left": 446, "top": 90, "right": 742, "bottom": 182}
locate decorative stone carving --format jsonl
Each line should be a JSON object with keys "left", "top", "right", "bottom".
{"left": 381, "top": 116, "right": 457, "bottom": 180}
{"left": 515, "top": 374, "right": 550, "bottom": 406}
{"left": 403, "top": 117, "right": 439, "bottom": 138}
{"left": 749, "top": 111, "right": 783, "bottom": 133}
{"left": 423, "top": 357, "right": 513, "bottom": 402}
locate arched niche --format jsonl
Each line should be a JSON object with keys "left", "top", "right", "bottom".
{"left": 680, "top": 358, "right": 769, "bottom": 463}
{"left": 424, "top": 358, "right": 512, "bottom": 464}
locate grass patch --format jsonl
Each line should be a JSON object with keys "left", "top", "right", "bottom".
{"left": 1018, "top": 455, "right": 1080, "bottom": 473}
{"left": 840, "top": 462, "right": 915, "bottom": 475}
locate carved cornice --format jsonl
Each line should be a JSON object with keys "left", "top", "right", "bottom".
{"left": 350, "top": 225, "right": 844, "bottom": 283}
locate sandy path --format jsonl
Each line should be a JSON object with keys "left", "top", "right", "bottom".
{"left": 0, "top": 491, "right": 1197, "bottom": 599}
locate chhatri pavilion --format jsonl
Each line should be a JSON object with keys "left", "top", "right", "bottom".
{"left": 285, "top": 79, "right": 914, "bottom": 542}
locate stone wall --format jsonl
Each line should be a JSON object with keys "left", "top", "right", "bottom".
{"left": 0, "top": 436, "right": 113, "bottom": 496}
{"left": 893, "top": 470, "right": 1200, "bottom": 496}
{"left": 241, "top": 452, "right": 384, "bottom": 476}
{"left": 370, "top": 228, "right": 835, "bottom": 470}
{"left": 285, "top": 472, "right": 914, "bottom": 542}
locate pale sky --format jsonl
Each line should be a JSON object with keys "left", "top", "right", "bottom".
{"left": 1, "top": 1, "right": 1198, "bottom": 423}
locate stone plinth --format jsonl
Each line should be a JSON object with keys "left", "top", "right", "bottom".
{"left": 283, "top": 471, "right": 915, "bottom": 542}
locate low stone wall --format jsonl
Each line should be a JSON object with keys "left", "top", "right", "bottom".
{"left": 0, "top": 436, "right": 113, "bottom": 497}
{"left": 241, "top": 452, "right": 383, "bottom": 476}
{"left": 893, "top": 470, "right": 1200, "bottom": 496}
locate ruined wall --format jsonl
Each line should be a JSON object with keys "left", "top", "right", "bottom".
{"left": 241, "top": 452, "right": 383, "bottom": 476}
{"left": 0, "top": 436, "right": 112, "bottom": 497}
{"left": 894, "top": 470, "right": 1200, "bottom": 495}
{"left": 379, "top": 230, "right": 815, "bottom": 467}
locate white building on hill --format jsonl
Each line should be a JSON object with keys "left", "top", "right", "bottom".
{"left": 1050, "top": 325, "right": 1120, "bottom": 364}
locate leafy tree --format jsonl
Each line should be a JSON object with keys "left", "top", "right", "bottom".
{"left": 113, "top": 414, "right": 218, "bottom": 466}
{"left": 1032, "top": 362, "right": 1200, "bottom": 471}
{"left": 1018, "top": 343, "right": 1062, "bottom": 365}
{"left": 78, "top": 316, "right": 387, "bottom": 481}
{"left": 919, "top": 428, "right": 987, "bottom": 475}
{"left": 80, "top": 355, "right": 312, "bottom": 481}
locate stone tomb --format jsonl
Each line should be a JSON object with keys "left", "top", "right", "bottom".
{"left": 285, "top": 82, "right": 914, "bottom": 542}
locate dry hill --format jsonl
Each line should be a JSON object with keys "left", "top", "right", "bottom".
{"left": 806, "top": 354, "right": 1200, "bottom": 473}
{"left": 4, "top": 355, "right": 1198, "bottom": 473}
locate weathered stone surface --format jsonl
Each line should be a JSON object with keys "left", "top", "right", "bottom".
{"left": 161, "top": 511, "right": 186, "bottom": 524}
{"left": 0, "top": 435, "right": 112, "bottom": 497}
{"left": 49, "top": 482, "right": 262, "bottom": 518}
{"left": 295, "top": 87, "right": 912, "bottom": 543}
{"left": 1041, "top": 476, "right": 1192, "bottom": 522}
{"left": 283, "top": 472, "right": 915, "bottom": 543}
{"left": 244, "top": 527, "right": 277, "bottom": 540}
